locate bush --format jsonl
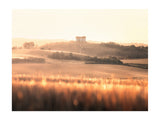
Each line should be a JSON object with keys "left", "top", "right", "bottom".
{"left": 85, "top": 57, "right": 123, "bottom": 64}
{"left": 12, "top": 57, "right": 45, "bottom": 64}
{"left": 48, "top": 52, "right": 82, "bottom": 61}
{"left": 48, "top": 52, "right": 123, "bottom": 65}
{"left": 23, "top": 42, "right": 35, "bottom": 49}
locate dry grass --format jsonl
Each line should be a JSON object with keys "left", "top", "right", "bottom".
{"left": 12, "top": 74, "right": 148, "bottom": 111}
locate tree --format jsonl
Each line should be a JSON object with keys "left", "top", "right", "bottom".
{"left": 23, "top": 42, "right": 35, "bottom": 49}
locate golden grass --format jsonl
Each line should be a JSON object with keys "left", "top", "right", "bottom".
{"left": 12, "top": 74, "right": 148, "bottom": 111}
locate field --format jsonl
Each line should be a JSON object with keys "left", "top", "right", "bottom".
{"left": 121, "top": 59, "right": 148, "bottom": 69}
{"left": 12, "top": 9, "right": 149, "bottom": 112}
{"left": 12, "top": 74, "right": 148, "bottom": 111}
{"left": 12, "top": 48, "right": 148, "bottom": 111}
{"left": 121, "top": 58, "right": 148, "bottom": 64}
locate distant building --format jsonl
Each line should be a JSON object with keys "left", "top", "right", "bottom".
{"left": 76, "top": 36, "right": 86, "bottom": 42}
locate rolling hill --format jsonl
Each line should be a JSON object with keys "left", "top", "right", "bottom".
{"left": 40, "top": 41, "right": 148, "bottom": 59}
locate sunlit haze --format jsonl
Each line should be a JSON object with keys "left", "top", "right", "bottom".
{"left": 12, "top": 9, "right": 148, "bottom": 44}
{"left": 12, "top": 10, "right": 148, "bottom": 111}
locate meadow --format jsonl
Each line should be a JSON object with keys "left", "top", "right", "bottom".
{"left": 12, "top": 74, "right": 148, "bottom": 111}
{"left": 12, "top": 45, "right": 148, "bottom": 111}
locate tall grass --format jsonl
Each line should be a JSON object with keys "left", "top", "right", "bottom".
{"left": 12, "top": 74, "right": 148, "bottom": 111}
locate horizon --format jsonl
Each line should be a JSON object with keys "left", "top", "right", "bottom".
{"left": 12, "top": 37, "right": 148, "bottom": 47}
{"left": 12, "top": 9, "right": 148, "bottom": 44}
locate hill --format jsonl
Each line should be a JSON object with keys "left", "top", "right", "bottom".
{"left": 40, "top": 41, "right": 148, "bottom": 59}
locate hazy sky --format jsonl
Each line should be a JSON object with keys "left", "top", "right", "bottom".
{"left": 12, "top": 9, "right": 148, "bottom": 44}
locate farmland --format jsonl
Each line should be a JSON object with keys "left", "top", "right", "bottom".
{"left": 12, "top": 47, "right": 148, "bottom": 111}
{"left": 12, "top": 73, "right": 148, "bottom": 111}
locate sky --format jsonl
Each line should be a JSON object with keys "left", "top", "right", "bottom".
{"left": 12, "top": 9, "right": 148, "bottom": 44}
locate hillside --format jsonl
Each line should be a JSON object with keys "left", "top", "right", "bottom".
{"left": 40, "top": 41, "right": 148, "bottom": 59}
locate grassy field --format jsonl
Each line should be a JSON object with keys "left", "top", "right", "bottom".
{"left": 12, "top": 74, "right": 148, "bottom": 111}
{"left": 12, "top": 60, "right": 148, "bottom": 111}
{"left": 121, "top": 58, "right": 148, "bottom": 64}
{"left": 121, "top": 59, "right": 148, "bottom": 69}
{"left": 12, "top": 49, "right": 148, "bottom": 111}
{"left": 12, "top": 62, "right": 148, "bottom": 79}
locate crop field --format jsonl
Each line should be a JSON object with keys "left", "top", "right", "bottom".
{"left": 12, "top": 49, "right": 148, "bottom": 111}
{"left": 12, "top": 74, "right": 148, "bottom": 111}
{"left": 121, "top": 58, "right": 148, "bottom": 64}
{"left": 121, "top": 59, "right": 148, "bottom": 69}
{"left": 12, "top": 9, "right": 148, "bottom": 113}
